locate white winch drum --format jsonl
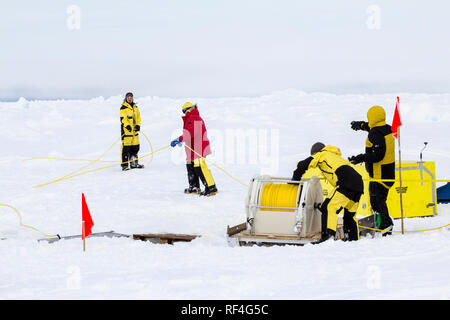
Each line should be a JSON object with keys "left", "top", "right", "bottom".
{"left": 245, "top": 175, "right": 323, "bottom": 237}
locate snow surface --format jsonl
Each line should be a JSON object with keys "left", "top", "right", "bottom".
{"left": 1, "top": 91, "right": 449, "bottom": 299}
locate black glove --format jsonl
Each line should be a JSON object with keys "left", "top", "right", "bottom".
{"left": 134, "top": 125, "right": 140, "bottom": 132}
{"left": 125, "top": 125, "right": 132, "bottom": 132}
{"left": 348, "top": 154, "right": 365, "bottom": 164}
{"left": 350, "top": 121, "right": 365, "bottom": 131}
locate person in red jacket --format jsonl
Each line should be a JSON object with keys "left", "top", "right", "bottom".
{"left": 171, "top": 102, "right": 218, "bottom": 196}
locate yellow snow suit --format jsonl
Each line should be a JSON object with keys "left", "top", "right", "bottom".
{"left": 120, "top": 102, "right": 141, "bottom": 146}
{"left": 293, "top": 145, "right": 364, "bottom": 240}
{"left": 365, "top": 105, "right": 396, "bottom": 189}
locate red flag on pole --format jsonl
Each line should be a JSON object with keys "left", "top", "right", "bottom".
{"left": 81, "top": 193, "right": 94, "bottom": 239}
{"left": 392, "top": 96, "right": 402, "bottom": 139}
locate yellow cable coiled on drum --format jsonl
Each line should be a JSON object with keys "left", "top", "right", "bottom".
{"left": 260, "top": 183, "right": 299, "bottom": 212}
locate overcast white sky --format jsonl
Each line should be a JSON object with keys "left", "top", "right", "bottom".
{"left": 1, "top": 0, "right": 450, "bottom": 100}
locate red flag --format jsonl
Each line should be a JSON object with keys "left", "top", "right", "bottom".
{"left": 392, "top": 96, "right": 402, "bottom": 139}
{"left": 82, "top": 193, "right": 94, "bottom": 239}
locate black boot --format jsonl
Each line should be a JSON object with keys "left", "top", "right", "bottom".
{"left": 200, "top": 185, "right": 218, "bottom": 197}
{"left": 312, "top": 229, "right": 336, "bottom": 245}
{"left": 184, "top": 186, "right": 201, "bottom": 194}
{"left": 121, "top": 153, "right": 130, "bottom": 171}
{"left": 378, "top": 219, "right": 394, "bottom": 236}
{"left": 343, "top": 209, "right": 359, "bottom": 241}
{"left": 369, "top": 182, "right": 393, "bottom": 236}
{"left": 186, "top": 163, "right": 199, "bottom": 185}
{"left": 374, "top": 211, "right": 394, "bottom": 236}
{"left": 130, "top": 157, "right": 144, "bottom": 169}
{"left": 185, "top": 163, "right": 200, "bottom": 193}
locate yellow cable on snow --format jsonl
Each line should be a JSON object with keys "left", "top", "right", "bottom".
{"left": 32, "top": 144, "right": 171, "bottom": 188}
{"left": 364, "top": 178, "right": 450, "bottom": 183}
{"left": 23, "top": 131, "right": 155, "bottom": 165}
{"left": 32, "top": 136, "right": 122, "bottom": 189}
{"left": 141, "top": 131, "right": 154, "bottom": 165}
{"left": 182, "top": 143, "right": 249, "bottom": 187}
{"left": 23, "top": 157, "right": 118, "bottom": 164}
{"left": 359, "top": 223, "right": 450, "bottom": 234}
{"left": 0, "top": 204, "right": 58, "bottom": 238}
{"left": 31, "top": 132, "right": 157, "bottom": 188}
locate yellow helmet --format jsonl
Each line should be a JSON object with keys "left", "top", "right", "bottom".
{"left": 181, "top": 102, "right": 194, "bottom": 113}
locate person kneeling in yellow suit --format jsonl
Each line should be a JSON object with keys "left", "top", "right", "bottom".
{"left": 292, "top": 142, "right": 364, "bottom": 243}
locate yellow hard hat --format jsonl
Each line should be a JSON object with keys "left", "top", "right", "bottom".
{"left": 181, "top": 102, "right": 194, "bottom": 113}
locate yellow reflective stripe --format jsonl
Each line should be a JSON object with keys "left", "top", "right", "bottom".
{"left": 200, "top": 161, "right": 215, "bottom": 187}
{"left": 122, "top": 135, "right": 140, "bottom": 146}
{"left": 194, "top": 157, "right": 215, "bottom": 187}
{"left": 381, "top": 134, "right": 395, "bottom": 164}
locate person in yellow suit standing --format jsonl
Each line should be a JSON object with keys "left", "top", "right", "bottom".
{"left": 120, "top": 92, "right": 144, "bottom": 171}
{"left": 348, "top": 105, "right": 395, "bottom": 235}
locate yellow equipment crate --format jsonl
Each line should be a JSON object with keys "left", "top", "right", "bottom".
{"left": 303, "top": 161, "right": 437, "bottom": 219}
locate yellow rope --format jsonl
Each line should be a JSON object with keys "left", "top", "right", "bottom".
{"left": 32, "top": 136, "right": 122, "bottom": 188}
{"left": 1, "top": 134, "right": 162, "bottom": 238}
{"left": 32, "top": 132, "right": 159, "bottom": 188}
{"left": 307, "top": 176, "right": 450, "bottom": 184}
{"left": 24, "top": 131, "right": 154, "bottom": 165}
{"left": 0, "top": 204, "right": 58, "bottom": 238}
{"left": 23, "top": 157, "right": 118, "bottom": 163}
{"left": 183, "top": 143, "right": 249, "bottom": 187}
{"left": 141, "top": 131, "right": 154, "bottom": 165}
{"left": 32, "top": 144, "right": 171, "bottom": 188}
{"left": 364, "top": 178, "right": 450, "bottom": 183}
{"left": 359, "top": 223, "right": 450, "bottom": 234}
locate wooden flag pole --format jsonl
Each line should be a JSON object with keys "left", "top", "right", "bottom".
{"left": 82, "top": 221, "right": 86, "bottom": 251}
{"left": 397, "top": 127, "right": 405, "bottom": 234}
